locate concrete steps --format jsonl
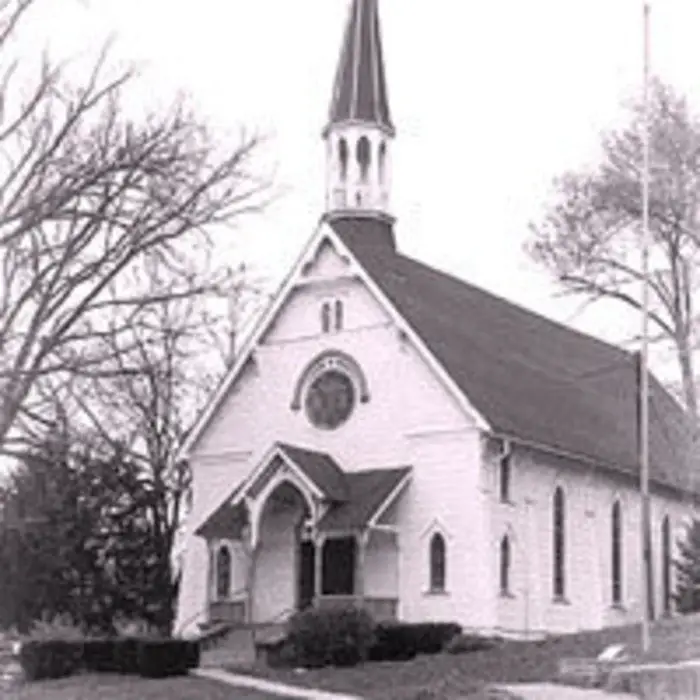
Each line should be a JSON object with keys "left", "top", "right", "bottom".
{"left": 199, "top": 622, "right": 287, "bottom": 669}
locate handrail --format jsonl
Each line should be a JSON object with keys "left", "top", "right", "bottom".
{"left": 175, "top": 595, "right": 297, "bottom": 638}
{"left": 173, "top": 587, "right": 249, "bottom": 637}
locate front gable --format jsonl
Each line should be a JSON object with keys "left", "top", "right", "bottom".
{"left": 182, "top": 221, "right": 489, "bottom": 465}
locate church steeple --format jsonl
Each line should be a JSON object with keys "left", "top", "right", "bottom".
{"left": 324, "top": 0, "right": 394, "bottom": 222}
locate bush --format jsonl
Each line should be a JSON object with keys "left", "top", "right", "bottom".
{"left": 286, "top": 607, "right": 376, "bottom": 668}
{"left": 443, "top": 633, "right": 502, "bottom": 655}
{"left": 18, "top": 639, "right": 83, "bottom": 681}
{"left": 137, "top": 639, "right": 200, "bottom": 678}
{"left": 82, "top": 637, "right": 141, "bottom": 674}
{"left": 369, "top": 622, "right": 462, "bottom": 661}
{"left": 28, "top": 612, "right": 84, "bottom": 640}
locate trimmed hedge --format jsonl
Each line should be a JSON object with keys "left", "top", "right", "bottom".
{"left": 443, "top": 633, "right": 503, "bottom": 655}
{"left": 368, "top": 622, "right": 462, "bottom": 661}
{"left": 137, "top": 640, "right": 198, "bottom": 678}
{"left": 18, "top": 639, "right": 83, "bottom": 681}
{"left": 18, "top": 637, "right": 200, "bottom": 681}
{"left": 286, "top": 607, "right": 376, "bottom": 668}
{"left": 82, "top": 638, "right": 141, "bottom": 674}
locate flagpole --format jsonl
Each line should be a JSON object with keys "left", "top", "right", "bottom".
{"left": 640, "top": 0, "right": 652, "bottom": 655}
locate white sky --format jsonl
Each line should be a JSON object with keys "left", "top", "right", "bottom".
{"left": 21, "top": 0, "right": 700, "bottom": 381}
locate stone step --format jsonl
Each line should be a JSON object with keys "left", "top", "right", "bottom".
{"left": 201, "top": 627, "right": 256, "bottom": 668}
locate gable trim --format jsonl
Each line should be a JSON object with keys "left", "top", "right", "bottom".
{"left": 179, "top": 219, "right": 490, "bottom": 459}
{"left": 179, "top": 220, "right": 328, "bottom": 458}
{"left": 367, "top": 469, "right": 411, "bottom": 529}
{"left": 239, "top": 444, "right": 326, "bottom": 506}
{"left": 325, "top": 225, "right": 490, "bottom": 432}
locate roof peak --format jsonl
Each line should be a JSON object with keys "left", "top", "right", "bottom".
{"left": 326, "top": 0, "right": 394, "bottom": 135}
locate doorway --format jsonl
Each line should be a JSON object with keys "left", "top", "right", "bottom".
{"left": 298, "top": 540, "right": 315, "bottom": 610}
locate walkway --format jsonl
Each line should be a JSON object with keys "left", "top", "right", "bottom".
{"left": 500, "top": 683, "right": 637, "bottom": 699}
{"left": 197, "top": 670, "right": 642, "bottom": 700}
{"left": 194, "top": 667, "right": 363, "bottom": 700}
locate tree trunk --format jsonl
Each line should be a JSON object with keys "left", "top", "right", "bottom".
{"left": 677, "top": 333, "right": 697, "bottom": 418}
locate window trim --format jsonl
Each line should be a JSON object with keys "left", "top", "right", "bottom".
{"left": 214, "top": 542, "right": 233, "bottom": 602}
{"left": 499, "top": 453, "right": 512, "bottom": 503}
{"left": 499, "top": 534, "right": 512, "bottom": 597}
{"left": 553, "top": 486, "right": 566, "bottom": 600}
{"left": 428, "top": 532, "right": 447, "bottom": 593}
{"left": 321, "top": 301, "right": 331, "bottom": 333}
{"left": 611, "top": 499, "right": 623, "bottom": 606}
{"left": 662, "top": 514, "right": 672, "bottom": 615}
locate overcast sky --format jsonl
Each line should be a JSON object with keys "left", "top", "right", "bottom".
{"left": 25, "top": 0, "right": 700, "bottom": 380}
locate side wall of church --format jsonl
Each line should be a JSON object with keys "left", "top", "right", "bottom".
{"left": 486, "top": 441, "right": 695, "bottom": 638}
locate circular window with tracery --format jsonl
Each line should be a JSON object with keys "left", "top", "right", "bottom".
{"left": 304, "top": 369, "right": 356, "bottom": 430}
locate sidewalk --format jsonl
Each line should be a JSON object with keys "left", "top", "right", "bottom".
{"left": 194, "top": 667, "right": 363, "bottom": 700}
{"left": 499, "top": 683, "right": 637, "bottom": 699}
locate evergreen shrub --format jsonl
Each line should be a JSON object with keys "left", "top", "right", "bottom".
{"left": 286, "top": 607, "right": 376, "bottom": 668}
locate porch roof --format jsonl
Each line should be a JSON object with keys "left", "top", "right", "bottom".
{"left": 194, "top": 442, "right": 411, "bottom": 539}
{"left": 277, "top": 443, "right": 349, "bottom": 502}
{"left": 195, "top": 482, "right": 246, "bottom": 539}
{"left": 317, "top": 466, "right": 411, "bottom": 532}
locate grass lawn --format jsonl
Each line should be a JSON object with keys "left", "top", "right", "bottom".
{"left": 228, "top": 613, "right": 700, "bottom": 699}
{"left": 231, "top": 656, "right": 523, "bottom": 700}
{"left": 8, "top": 673, "right": 285, "bottom": 700}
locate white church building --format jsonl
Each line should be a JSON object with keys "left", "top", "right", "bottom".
{"left": 174, "top": 0, "right": 699, "bottom": 639}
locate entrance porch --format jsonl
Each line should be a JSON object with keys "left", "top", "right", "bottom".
{"left": 195, "top": 443, "right": 410, "bottom": 627}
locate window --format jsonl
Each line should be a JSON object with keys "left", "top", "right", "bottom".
{"left": 305, "top": 370, "right": 356, "bottom": 430}
{"left": 378, "top": 141, "right": 386, "bottom": 183}
{"left": 611, "top": 500, "right": 623, "bottom": 605}
{"left": 553, "top": 487, "right": 566, "bottom": 599}
{"left": 322, "top": 537, "right": 356, "bottom": 595}
{"left": 321, "top": 300, "right": 343, "bottom": 333}
{"left": 429, "top": 533, "right": 446, "bottom": 592}
{"left": 500, "top": 535, "right": 511, "bottom": 595}
{"left": 499, "top": 453, "right": 511, "bottom": 502}
{"left": 334, "top": 299, "right": 344, "bottom": 331}
{"left": 321, "top": 302, "right": 331, "bottom": 333}
{"left": 215, "top": 545, "right": 232, "bottom": 600}
{"left": 662, "top": 515, "right": 672, "bottom": 615}
{"left": 357, "top": 136, "right": 371, "bottom": 182}
{"left": 338, "top": 138, "right": 349, "bottom": 181}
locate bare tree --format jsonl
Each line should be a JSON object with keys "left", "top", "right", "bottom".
{"left": 528, "top": 79, "right": 700, "bottom": 416}
{"left": 0, "top": 0, "right": 267, "bottom": 454}
{"left": 22, "top": 261, "right": 267, "bottom": 630}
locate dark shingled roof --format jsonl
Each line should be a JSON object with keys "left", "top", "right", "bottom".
{"left": 278, "top": 443, "right": 349, "bottom": 502}
{"left": 317, "top": 466, "right": 411, "bottom": 532}
{"left": 195, "top": 442, "right": 411, "bottom": 538}
{"left": 326, "top": 0, "right": 393, "bottom": 134}
{"left": 329, "top": 216, "right": 700, "bottom": 497}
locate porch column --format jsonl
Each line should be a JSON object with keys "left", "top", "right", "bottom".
{"left": 356, "top": 530, "right": 369, "bottom": 606}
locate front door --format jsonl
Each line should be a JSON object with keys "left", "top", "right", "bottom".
{"left": 298, "top": 540, "right": 315, "bottom": 610}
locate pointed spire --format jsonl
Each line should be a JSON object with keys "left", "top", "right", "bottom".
{"left": 326, "top": 0, "right": 394, "bottom": 136}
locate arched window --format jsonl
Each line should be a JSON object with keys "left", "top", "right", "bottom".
{"left": 334, "top": 299, "right": 343, "bottom": 331}
{"left": 499, "top": 453, "right": 511, "bottom": 503}
{"left": 215, "top": 545, "right": 232, "bottom": 600}
{"left": 357, "top": 136, "right": 371, "bottom": 182}
{"left": 321, "top": 302, "right": 331, "bottom": 333}
{"left": 553, "top": 487, "right": 566, "bottom": 599}
{"left": 378, "top": 141, "right": 387, "bottom": 183}
{"left": 500, "top": 535, "right": 511, "bottom": 595}
{"left": 611, "top": 500, "right": 623, "bottom": 605}
{"left": 662, "top": 515, "right": 672, "bottom": 615}
{"left": 338, "top": 138, "right": 349, "bottom": 181}
{"left": 429, "top": 532, "right": 446, "bottom": 592}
